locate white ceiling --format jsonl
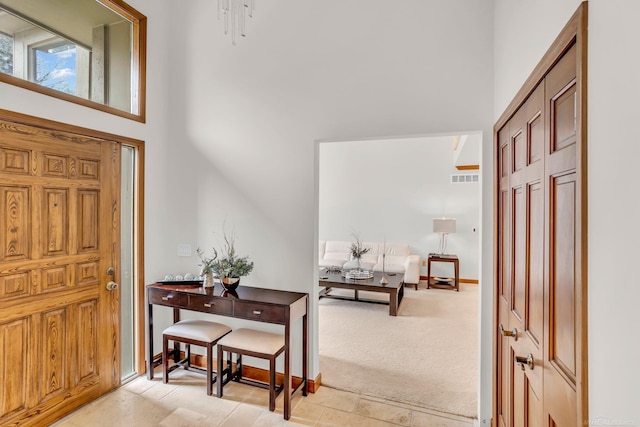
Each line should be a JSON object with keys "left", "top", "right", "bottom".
{"left": 0, "top": 0, "right": 127, "bottom": 47}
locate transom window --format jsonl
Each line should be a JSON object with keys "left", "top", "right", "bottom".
{"left": 0, "top": 0, "right": 146, "bottom": 122}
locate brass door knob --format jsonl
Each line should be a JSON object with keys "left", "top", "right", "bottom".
{"left": 515, "top": 353, "right": 534, "bottom": 371}
{"left": 500, "top": 324, "right": 518, "bottom": 341}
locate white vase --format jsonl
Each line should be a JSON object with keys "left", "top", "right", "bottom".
{"left": 203, "top": 272, "right": 215, "bottom": 288}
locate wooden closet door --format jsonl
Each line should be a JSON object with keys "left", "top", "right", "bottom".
{"left": 543, "top": 44, "right": 582, "bottom": 427}
{"left": 0, "top": 118, "right": 121, "bottom": 426}
{"left": 494, "top": 4, "right": 587, "bottom": 425}
{"left": 497, "top": 83, "right": 545, "bottom": 427}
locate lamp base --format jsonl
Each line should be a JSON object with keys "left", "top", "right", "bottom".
{"left": 438, "top": 233, "right": 449, "bottom": 255}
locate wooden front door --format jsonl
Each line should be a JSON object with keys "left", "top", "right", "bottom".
{"left": 494, "top": 4, "right": 587, "bottom": 426}
{"left": 0, "top": 116, "right": 121, "bottom": 426}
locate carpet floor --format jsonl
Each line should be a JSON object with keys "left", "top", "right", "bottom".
{"left": 318, "top": 282, "right": 479, "bottom": 419}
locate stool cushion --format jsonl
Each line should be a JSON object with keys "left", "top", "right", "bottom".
{"left": 163, "top": 319, "right": 231, "bottom": 343}
{"left": 218, "top": 328, "right": 285, "bottom": 355}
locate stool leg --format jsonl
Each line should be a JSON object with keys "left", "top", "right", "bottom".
{"left": 269, "top": 355, "right": 276, "bottom": 412}
{"left": 185, "top": 343, "right": 191, "bottom": 369}
{"left": 217, "top": 346, "right": 224, "bottom": 398}
{"left": 162, "top": 335, "right": 169, "bottom": 384}
{"left": 173, "top": 339, "right": 180, "bottom": 363}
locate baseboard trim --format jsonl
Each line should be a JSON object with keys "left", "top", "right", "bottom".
{"left": 419, "top": 276, "right": 478, "bottom": 284}
{"left": 154, "top": 351, "right": 321, "bottom": 393}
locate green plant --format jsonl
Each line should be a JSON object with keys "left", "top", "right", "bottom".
{"left": 350, "top": 233, "right": 370, "bottom": 259}
{"left": 197, "top": 232, "right": 254, "bottom": 279}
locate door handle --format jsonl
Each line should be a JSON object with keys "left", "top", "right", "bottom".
{"left": 515, "top": 353, "right": 534, "bottom": 371}
{"left": 106, "top": 281, "right": 119, "bottom": 291}
{"left": 500, "top": 324, "right": 518, "bottom": 341}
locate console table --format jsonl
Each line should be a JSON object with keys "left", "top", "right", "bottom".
{"left": 146, "top": 282, "right": 308, "bottom": 420}
{"left": 426, "top": 253, "right": 460, "bottom": 291}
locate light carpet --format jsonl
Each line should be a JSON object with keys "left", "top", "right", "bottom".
{"left": 318, "top": 283, "right": 478, "bottom": 419}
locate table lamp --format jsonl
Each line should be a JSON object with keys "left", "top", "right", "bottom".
{"left": 433, "top": 217, "right": 456, "bottom": 255}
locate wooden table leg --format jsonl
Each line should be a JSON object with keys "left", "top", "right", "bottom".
{"left": 302, "top": 310, "right": 308, "bottom": 396}
{"left": 147, "top": 294, "right": 154, "bottom": 380}
{"left": 389, "top": 291, "right": 398, "bottom": 316}
{"left": 454, "top": 259, "right": 460, "bottom": 291}
{"left": 284, "top": 318, "right": 291, "bottom": 419}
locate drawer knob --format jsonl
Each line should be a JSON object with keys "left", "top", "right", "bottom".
{"left": 204, "top": 303, "right": 214, "bottom": 308}
{"left": 252, "top": 310, "right": 263, "bottom": 315}
{"left": 161, "top": 295, "right": 173, "bottom": 301}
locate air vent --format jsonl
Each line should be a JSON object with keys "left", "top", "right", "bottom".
{"left": 451, "top": 173, "right": 479, "bottom": 184}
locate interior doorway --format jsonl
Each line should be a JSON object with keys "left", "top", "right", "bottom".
{"left": 316, "top": 133, "right": 482, "bottom": 417}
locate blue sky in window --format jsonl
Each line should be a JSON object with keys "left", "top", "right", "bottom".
{"left": 36, "top": 47, "right": 76, "bottom": 94}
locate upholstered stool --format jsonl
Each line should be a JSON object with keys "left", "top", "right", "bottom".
{"left": 162, "top": 319, "right": 232, "bottom": 396}
{"left": 217, "top": 328, "right": 285, "bottom": 411}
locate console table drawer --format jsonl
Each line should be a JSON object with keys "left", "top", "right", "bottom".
{"left": 188, "top": 294, "right": 233, "bottom": 315}
{"left": 148, "top": 288, "right": 189, "bottom": 308}
{"left": 234, "top": 301, "right": 285, "bottom": 324}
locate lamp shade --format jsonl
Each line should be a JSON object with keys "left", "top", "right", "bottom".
{"left": 433, "top": 218, "right": 456, "bottom": 234}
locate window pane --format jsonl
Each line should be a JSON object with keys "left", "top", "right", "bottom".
{"left": 34, "top": 42, "right": 77, "bottom": 94}
{"left": 0, "top": 32, "right": 12, "bottom": 75}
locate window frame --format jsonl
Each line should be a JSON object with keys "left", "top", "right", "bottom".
{"left": 0, "top": 0, "right": 147, "bottom": 123}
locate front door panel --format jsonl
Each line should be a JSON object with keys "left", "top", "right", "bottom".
{"left": 0, "top": 117, "right": 120, "bottom": 426}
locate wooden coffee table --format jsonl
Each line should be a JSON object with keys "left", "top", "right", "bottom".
{"left": 318, "top": 271, "right": 405, "bottom": 316}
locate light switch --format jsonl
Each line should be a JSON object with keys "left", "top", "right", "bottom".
{"left": 177, "top": 244, "right": 192, "bottom": 257}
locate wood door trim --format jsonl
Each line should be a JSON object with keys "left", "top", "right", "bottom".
{"left": 0, "top": 109, "right": 143, "bottom": 146}
{"left": 127, "top": 139, "right": 147, "bottom": 375}
{"left": 0, "top": 108, "right": 147, "bottom": 377}
{"left": 492, "top": 3, "right": 588, "bottom": 427}
{"left": 575, "top": 3, "right": 589, "bottom": 422}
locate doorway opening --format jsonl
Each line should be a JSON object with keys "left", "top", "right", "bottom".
{"left": 316, "top": 133, "right": 482, "bottom": 418}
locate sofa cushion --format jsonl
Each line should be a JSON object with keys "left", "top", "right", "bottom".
{"left": 372, "top": 257, "right": 406, "bottom": 274}
{"left": 319, "top": 240, "right": 351, "bottom": 268}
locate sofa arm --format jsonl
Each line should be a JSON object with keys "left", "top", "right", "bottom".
{"left": 404, "top": 255, "right": 421, "bottom": 285}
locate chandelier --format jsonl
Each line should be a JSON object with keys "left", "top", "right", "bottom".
{"left": 217, "top": 0, "right": 256, "bottom": 45}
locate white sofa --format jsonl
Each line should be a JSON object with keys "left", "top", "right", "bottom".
{"left": 318, "top": 240, "right": 421, "bottom": 287}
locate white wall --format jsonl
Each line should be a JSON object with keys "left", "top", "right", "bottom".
{"left": 318, "top": 136, "right": 481, "bottom": 280}
{"left": 1, "top": 0, "right": 495, "bottom": 420}
{"left": 495, "top": 1, "right": 640, "bottom": 425}
{"left": 588, "top": 1, "right": 640, "bottom": 424}
{"left": 493, "top": 0, "right": 583, "bottom": 117}
{"left": 174, "top": 0, "right": 494, "bottom": 404}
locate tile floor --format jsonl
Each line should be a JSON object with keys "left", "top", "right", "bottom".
{"left": 52, "top": 369, "right": 476, "bottom": 427}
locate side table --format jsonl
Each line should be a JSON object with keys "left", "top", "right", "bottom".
{"left": 427, "top": 253, "right": 459, "bottom": 291}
